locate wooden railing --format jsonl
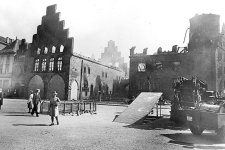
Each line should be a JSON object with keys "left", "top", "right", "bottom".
{"left": 40, "top": 100, "right": 97, "bottom": 116}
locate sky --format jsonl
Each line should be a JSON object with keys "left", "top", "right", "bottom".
{"left": 0, "top": 0, "right": 225, "bottom": 63}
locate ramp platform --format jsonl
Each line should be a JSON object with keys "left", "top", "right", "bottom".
{"left": 114, "top": 92, "right": 162, "bottom": 124}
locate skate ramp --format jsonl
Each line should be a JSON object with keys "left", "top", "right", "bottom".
{"left": 114, "top": 92, "right": 162, "bottom": 124}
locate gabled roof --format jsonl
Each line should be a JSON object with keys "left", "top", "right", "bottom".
{"left": 0, "top": 39, "right": 21, "bottom": 55}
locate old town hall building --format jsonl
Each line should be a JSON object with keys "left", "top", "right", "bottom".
{"left": 0, "top": 4, "right": 125, "bottom": 100}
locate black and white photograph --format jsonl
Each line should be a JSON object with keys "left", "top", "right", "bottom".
{"left": 1, "top": 0, "right": 225, "bottom": 149}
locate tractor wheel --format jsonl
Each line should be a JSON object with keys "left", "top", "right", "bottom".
{"left": 189, "top": 124, "right": 204, "bottom": 135}
{"left": 217, "top": 126, "right": 225, "bottom": 143}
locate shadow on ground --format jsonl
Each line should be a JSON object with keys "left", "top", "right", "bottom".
{"left": 13, "top": 124, "right": 50, "bottom": 126}
{"left": 162, "top": 133, "right": 225, "bottom": 149}
{"left": 123, "top": 118, "right": 188, "bottom": 131}
{"left": 121, "top": 117, "right": 225, "bottom": 149}
{"left": 2, "top": 112, "right": 30, "bottom": 114}
{"left": 5, "top": 114, "right": 33, "bottom": 117}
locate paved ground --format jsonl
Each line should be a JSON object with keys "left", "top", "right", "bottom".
{"left": 0, "top": 99, "right": 225, "bottom": 150}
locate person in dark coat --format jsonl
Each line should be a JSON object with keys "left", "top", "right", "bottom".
{"left": 31, "top": 89, "right": 41, "bottom": 117}
{"left": 0, "top": 91, "right": 3, "bottom": 110}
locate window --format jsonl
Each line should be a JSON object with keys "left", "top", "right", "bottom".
{"left": 5, "top": 55, "right": 10, "bottom": 73}
{"left": 34, "top": 59, "right": 39, "bottom": 71}
{"left": 102, "top": 72, "right": 104, "bottom": 77}
{"left": 44, "top": 47, "right": 48, "bottom": 54}
{"left": 0, "top": 80, "right": 2, "bottom": 88}
{"left": 52, "top": 46, "right": 56, "bottom": 53}
{"left": 49, "top": 58, "right": 54, "bottom": 71}
{"left": 57, "top": 57, "right": 63, "bottom": 71}
{"left": 88, "top": 67, "right": 90, "bottom": 74}
{"left": 0, "top": 60, "right": 3, "bottom": 74}
{"left": 105, "top": 72, "right": 107, "bottom": 78}
{"left": 42, "top": 59, "right": 47, "bottom": 71}
{"left": 37, "top": 48, "right": 41, "bottom": 55}
{"left": 138, "top": 63, "right": 146, "bottom": 72}
{"left": 224, "top": 53, "right": 225, "bottom": 62}
{"left": 60, "top": 45, "right": 64, "bottom": 52}
{"left": 84, "top": 67, "right": 86, "bottom": 73}
{"left": 3, "top": 80, "right": 9, "bottom": 89}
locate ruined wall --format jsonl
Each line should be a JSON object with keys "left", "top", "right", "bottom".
{"left": 129, "top": 49, "right": 216, "bottom": 99}
{"left": 188, "top": 14, "right": 220, "bottom": 51}
{"left": 129, "top": 14, "right": 220, "bottom": 99}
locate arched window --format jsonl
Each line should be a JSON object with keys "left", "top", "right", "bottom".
{"left": 37, "top": 48, "right": 41, "bottom": 55}
{"left": 60, "top": 45, "right": 64, "bottom": 52}
{"left": 34, "top": 59, "right": 39, "bottom": 71}
{"left": 52, "top": 46, "right": 56, "bottom": 53}
{"left": 42, "top": 59, "right": 47, "bottom": 71}
{"left": 49, "top": 58, "right": 54, "bottom": 71}
{"left": 44, "top": 47, "right": 48, "bottom": 54}
{"left": 57, "top": 57, "right": 62, "bottom": 71}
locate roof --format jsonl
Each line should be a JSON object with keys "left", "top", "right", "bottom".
{"left": 0, "top": 39, "right": 21, "bottom": 55}
{"left": 72, "top": 52, "right": 123, "bottom": 72}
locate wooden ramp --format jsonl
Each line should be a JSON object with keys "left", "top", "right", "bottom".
{"left": 114, "top": 92, "right": 162, "bottom": 124}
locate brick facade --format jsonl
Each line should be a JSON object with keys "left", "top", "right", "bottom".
{"left": 24, "top": 4, "right": 125, "bottom": 100}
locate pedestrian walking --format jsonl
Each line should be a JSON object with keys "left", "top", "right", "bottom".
{"left": 31, "top": 89, "right": 41, "bottom": 117}
{"left": 49, "top": 91, "right": 60, "bottom": 126}
{"left": 0, "top": 90, "right": 3, "bottom": 110}
{"left": 27, "top": 90, "right": 33, "bottom": 113}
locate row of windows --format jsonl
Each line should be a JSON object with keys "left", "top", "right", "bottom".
{"left": 36, "top": 45, "right": 64, "bottom": 55}
{"left": 34, "top": 57, "right": 63, "bottom": 72}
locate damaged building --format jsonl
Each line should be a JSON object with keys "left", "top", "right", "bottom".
{"left": 129, "top": 14, "right": 225, "bottom": 99}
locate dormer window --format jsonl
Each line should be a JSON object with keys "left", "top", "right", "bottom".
{"left": 60, "top": 45, "right": 64, "bottom": 52}
{"left": 37, "top": 48, "right": 41, "bottom": 55}
{"left": 44, "top": 47, "right": 48, "bottom": 54}
{"left": 52, "top": 46, "right": 56, "bottom": 53}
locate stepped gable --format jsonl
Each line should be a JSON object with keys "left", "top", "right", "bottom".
{"left": 32, "top": 4, "right": 74, "bottom": 54}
